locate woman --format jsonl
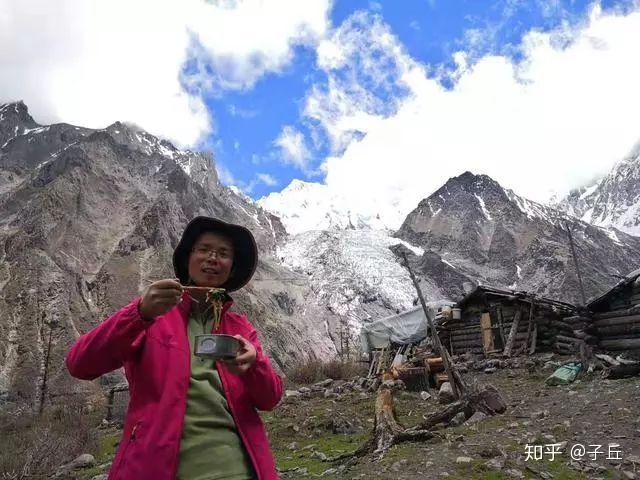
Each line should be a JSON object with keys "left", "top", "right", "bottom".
{"left": 66, "top": 217, "right": 283, "bottom": 480}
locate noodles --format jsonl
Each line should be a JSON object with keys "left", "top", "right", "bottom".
{"left": 205, "top": 288, "right": 227, "bottom": 331}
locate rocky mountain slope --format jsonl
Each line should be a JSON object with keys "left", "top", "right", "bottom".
{"left": 555, "top": 142, "right": 640, "bottom": 237}
{"left": 0, "top": 101, "right": 337, "bottom": 409}
{"left": 396, "top": 172, "right": 640, "bottom": 304}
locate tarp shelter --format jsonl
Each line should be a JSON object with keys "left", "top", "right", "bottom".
{"left": 360, "top": 301, "right": 452, "bottom": 353}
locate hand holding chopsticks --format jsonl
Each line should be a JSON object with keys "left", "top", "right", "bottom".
{"left": 139, "top": 278, "right": 184, "bottom": 321}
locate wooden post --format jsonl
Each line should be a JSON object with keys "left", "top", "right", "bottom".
{"left": 480, "top": 313, "right": 494, "bottom": 356}
{"left": 106, "top": 388, "right": 115, "bottom": 422}
{"left": 565, "top": 221, "right": 587, "bottom": 306}
{"left": 401, "top": 252, "right": 465, "bottom": 398}
{"left": 503, "top": 309, "right": 521, "bottom": 357}
{"left": 523, "top": 302, "right": 535, "bottom": 356}
{"left": 528, "top": 323, "right": 538, "bottom": 355}
{"left": 496, "top": 307, "right": 507, "bottom": 348}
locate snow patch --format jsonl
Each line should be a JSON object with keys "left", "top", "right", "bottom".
{"left": 603, "top": 228, "right": 623, "bottom": 245}
{"left": 579, "top": 183, "right": 599, "bottom": 200}
{"left": 474, "top": 194, "right": 492, "bottom": 220}
{"left": 441, "top": 258, "right": 455, "bottom": 269}
{"left": 158, "top": 143, "right": 175, "bottom": 159}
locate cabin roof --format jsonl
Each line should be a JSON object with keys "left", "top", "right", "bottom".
{"left": 456, "top": 285, "right": 576, "bottom": 312}
{"left": 587, "top": 268, "right": 640, "bottom": 311}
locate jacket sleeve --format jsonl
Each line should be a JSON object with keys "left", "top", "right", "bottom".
{"left": 65, "top": 298, "right": 150, "bottom": 380}
{"left": 241, "top": 322, "right": 283, "bottom": 411}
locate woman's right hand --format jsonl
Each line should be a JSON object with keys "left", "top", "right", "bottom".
{"left": 139, "top": 279, "right": 184, "bottom": 321}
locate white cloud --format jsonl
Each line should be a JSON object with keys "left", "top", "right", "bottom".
{"left": 299, "top": 5, "right": 640, "bottom": 229}
{"left": 274, "top": 125, "right": 312, "bottom": 170}
{"left": 308, "top": 12, "right": 413, "bottom": 153}
{"left": 227, "top": 104, "right": 259, "bottom": 118}
{"left": 257, "top": 173, "right": 278, "bottom": 186}
{"left": 0, "top": 0, "right": 331, "bottom": 146}
{"left": 218, "top": 165, "right": 278, "bottom": 193}
{"left": 215, "top": 162, "right": 239, "bottom": 186}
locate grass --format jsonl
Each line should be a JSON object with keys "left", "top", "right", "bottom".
{"left": 274, "top": 433, "right": 368, "bottom": 475}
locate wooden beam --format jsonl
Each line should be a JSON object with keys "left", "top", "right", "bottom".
{"left": 503, "top": 309, "right": 522, "bottom": 357}
{"left": 599, "top": 338, "right": 640, "bottom": 350}
{"left": 528, "top": 323, "right": 538, "bottom": 355}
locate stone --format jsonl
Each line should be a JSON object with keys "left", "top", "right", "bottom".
{"left": 484, "top": 367, "right": 497, "bottom": 374}
{"left": 323, "top": 390, "right": 339, "bottom": 399}
{"left": 467, "top": 411, "right": 487, "bottom": 424}
{"left": 449, "top": 412, "right": 467, "bottom": 427}
{"left": 505, "top": 468, "right": 524, "bottom": 479}
{"left": 321, "top": 468, "right": 337, "bottom": 476}
{"left": 312, "top": 450, "right": 328, "bottom": 461}
{"left": 69, "top": 454, "right": 96, "bottom": 469}
{"left": 531, "top": 410, "right": 549, "bottom": 420}
{"left": 328, "top": 418, "right": 357, "bottom": 434}
{"left": 456, "top": 456, "right": 472, "bottom": 464}
{"left": 286, "top": 423, "right": 300, "bottom": 433}
{"left": 298, "top": 387, "right": 311, "bottom": 394}
{"left": 315, "top": 378, "right": 334, "bottom": 388}
{"left": 90, "top": 475, "right": 108, "bottom": 480}
{"left": 485, "top": 457, "right": 505, "bottom": 471}
{"left": 420, "top": 391, "right": 431, "bottom": 401}
{"left": 287, "top": 442, "right": 299, "bottom": 451}
{"left": 439, "top": 382, "right": 455, "bottom": 404}
{"left": 622, "top": 471, "right": 636, "bottom": 480}
{"left": 285, "top": 390, "right": 301, "bottom": 398}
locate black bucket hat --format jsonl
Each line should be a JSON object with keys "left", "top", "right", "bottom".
{"left": 173, "top": 216, "right": 258, "bottom": 292}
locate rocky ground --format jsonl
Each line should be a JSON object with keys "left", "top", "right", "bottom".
{"left": 269, "top": 354, "right": 640, "bottom": 480}
{"left": 56, "top": 353, "right": 639, "bottom": 480}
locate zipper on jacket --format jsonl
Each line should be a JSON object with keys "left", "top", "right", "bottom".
{"left": 115, "top": 420, "right": 141, "bottom": 476}
{"left": 130, "top": 422, "right": 140, "bottom": 440}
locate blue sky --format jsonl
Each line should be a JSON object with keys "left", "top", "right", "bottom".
{"left": 199, "top": 0, "right": 637, "bottom": 199}
{"left": 4, "top": 0, "right": 640, "bottom": 217}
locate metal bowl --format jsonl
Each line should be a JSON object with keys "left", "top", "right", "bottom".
{"left": 194, "top": 334, "right": 240, "bottom": 360}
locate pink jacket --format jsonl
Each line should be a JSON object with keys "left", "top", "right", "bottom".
{"left": 66, "top": 293, "right": 282, "bottom": 480}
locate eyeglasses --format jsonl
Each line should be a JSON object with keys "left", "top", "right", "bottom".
{"left": 191, "top": 246, "right": 233, "bottom": 260}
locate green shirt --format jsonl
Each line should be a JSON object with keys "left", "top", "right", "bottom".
{"left": 177, "top": 310, "right": 255, "bottom": 480}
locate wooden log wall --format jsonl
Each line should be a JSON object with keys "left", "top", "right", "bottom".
{"left": 589, "top": 279, "right": 640, "bottom": 353}
{"left": 438, "top": 300, "right": 576, "bottom": 357}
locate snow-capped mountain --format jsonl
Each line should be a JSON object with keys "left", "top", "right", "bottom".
{"left": 396, "top": 171, "right": 640, "bottom": 304}
{"left": 260, "top": 170, "right": 640, "bottom": 350}
{"left": 556, "top": 142, "right": 640, "bottom": 236}
{"left": 258, "top": 179, "right": 403, "bottom": 234}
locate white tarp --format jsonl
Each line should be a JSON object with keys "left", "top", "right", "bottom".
{"left": 359, "top": 301, "right": 453, "bottom": 353}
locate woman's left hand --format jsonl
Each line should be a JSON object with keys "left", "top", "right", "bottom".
{"left": 221, "top": 335, "right": 256, "bottom": 375}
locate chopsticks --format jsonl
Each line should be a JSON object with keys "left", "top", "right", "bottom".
{"left": 142, "top": 279, "right": 210, "bottom": 303}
